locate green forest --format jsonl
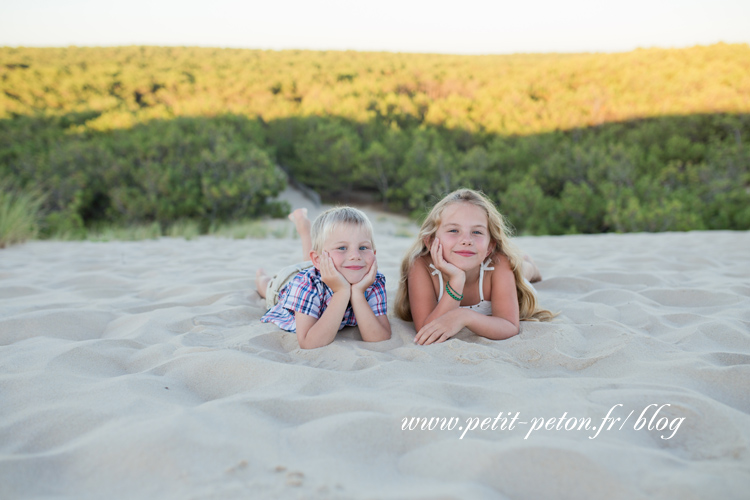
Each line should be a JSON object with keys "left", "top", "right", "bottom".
{"left": 1, "top": 44, "right": 749, "bottom": 241}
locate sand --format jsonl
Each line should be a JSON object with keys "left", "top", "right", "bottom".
{"left": 1, "top": 202, "right": 749, "bottom": 498}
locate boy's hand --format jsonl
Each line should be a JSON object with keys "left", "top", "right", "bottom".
{"left": 352, "top": 258, "right": 378, "bottom": 295}
{"left": 319, "top": 251, "right": 351, "bottom": 295}
{"left": 430, "top": 237, "right": 465, "bottom": 283}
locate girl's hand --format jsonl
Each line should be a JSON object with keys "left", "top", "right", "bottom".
{"left": 352, "top": 258, "right": 378, "bottom": 295}
{"left": 320, "top": 252, "right": 351, "bottom": 295}
{"left": 430, "top": 237, "right": 465, "bottom": 283}
{"left": 414, "top": 309, "right": 466, "bottom": 345}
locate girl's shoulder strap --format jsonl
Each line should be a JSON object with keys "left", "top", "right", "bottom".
{"left": 428, "top": 263, "right": 444, "bottom": 301}
{"left": 478, "top": 258, "right": 495, "bottom": 301}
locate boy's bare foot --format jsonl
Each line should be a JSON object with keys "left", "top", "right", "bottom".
{"left": 288, "top": 208, "right": 313, "bottom": 259}
{"left": 256, "top": 268, "right": 271, "bottom": 298}
{"left": 288, "top": 208, "right": 309, "bottom": 226}
{"left": 523, "top": 255, "right": 543, "bottom": 283}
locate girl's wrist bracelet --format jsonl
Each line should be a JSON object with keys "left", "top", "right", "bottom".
{"left": 445, "top": 281, "right": 463, "bottom": 301}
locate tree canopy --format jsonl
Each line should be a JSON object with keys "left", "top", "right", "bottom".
{"left": 2, "top": 44, "right": 749, "bottom": 235}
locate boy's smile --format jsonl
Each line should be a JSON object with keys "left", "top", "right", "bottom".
{"left": 316, "top": 223, "right": 376, "bottom": 284}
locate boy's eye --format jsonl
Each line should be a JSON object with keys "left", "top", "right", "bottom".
{"left": 359, "top": 245, "right": 370, "bottom": 251}
{"left": 336, "top": 246, "right": 347, "bottom": 251}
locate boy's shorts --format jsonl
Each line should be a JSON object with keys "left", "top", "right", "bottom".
{"left": 265, "top": 260, "right": 314, "bottom": 310}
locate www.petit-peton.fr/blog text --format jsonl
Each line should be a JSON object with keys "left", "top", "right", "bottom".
{"left": 401, "top": 404, "right": 686, "bottom": 440}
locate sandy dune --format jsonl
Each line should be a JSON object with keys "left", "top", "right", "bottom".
{"left": 1, "top": 204, "right": 749, "bottom": 498}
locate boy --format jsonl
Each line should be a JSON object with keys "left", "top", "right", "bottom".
{"left": 256, "top": 207, "right": 391, "bottom": 349}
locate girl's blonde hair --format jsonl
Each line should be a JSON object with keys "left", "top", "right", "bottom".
{"left": 394, "top": 188, "right": 555, "bottom": 322}
{"left": 311, "top": 206, "right": 375, "bottom": 254}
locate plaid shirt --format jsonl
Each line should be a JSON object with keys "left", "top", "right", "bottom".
{"left": 261, "top": 267, "right": 387, "bottom": 333}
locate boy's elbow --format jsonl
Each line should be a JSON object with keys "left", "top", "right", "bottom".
{"left": 362, "top": 322, "right": 391, "bottom": 342}
{"left": 296, "top": 332, "right": 333, "bottom": 349}
{"left": 297, "top": 337, "right": 313, "bottom": 349}
{"left": 298, "top": 338, "right": 332, "bottom": 349}
{"left": 372, "top": 332, "right": 392, "bottom": 342}
{"left": 361, "top": 315, "right": 391, "bottom": 342}
{"left": 297, "top": 337, "right": 314, "bottom": 349}
{"left": 362, "top": 330, "right": 391, "bottom": 343}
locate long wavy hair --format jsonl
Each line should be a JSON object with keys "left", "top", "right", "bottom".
{"left": 394, "top": 188, "right": 555, "bottom": 322}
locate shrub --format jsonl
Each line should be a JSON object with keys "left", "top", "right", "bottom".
{"left": 0, "top": 182, "right": 46, "bottom": 248}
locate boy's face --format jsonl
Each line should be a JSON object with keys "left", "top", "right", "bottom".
{"left": 313, "top": 223, "right": 376, "bottom": 284}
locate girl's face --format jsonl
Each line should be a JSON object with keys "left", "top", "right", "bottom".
{"left": 433, "top": 202, "right": 494, "bottom": 270}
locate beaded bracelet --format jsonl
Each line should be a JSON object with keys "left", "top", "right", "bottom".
{"left": 445, "top": 281, "right": 464, "bottom": 301}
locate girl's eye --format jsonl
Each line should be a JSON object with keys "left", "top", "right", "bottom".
{"left": 473, "top": 230, "right": 484, "bottom": 235}
{"left": 359, "top": 245, "right": 370, "bottom": 251}
{"left": 337, "top": 246, "right": 347, "bottom": 251}
{"left": 448, "top": 229, "right": 459, "bottom": 233}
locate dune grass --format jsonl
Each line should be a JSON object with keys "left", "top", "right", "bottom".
{"left": 85, "top": 222, "right": 163, "bottom": 242}
{"left": 55, "top": 218, "right": 287, "bottom": 242}
{"left": 0, "top": 183, "right": 46, "bottom": 249}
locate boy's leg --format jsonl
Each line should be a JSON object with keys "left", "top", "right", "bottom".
{"left": 289, "top": 208, "right": 312, "bottom": 260}
{"left": 522, "top": 254, "right": 543, "bottom": 283}
{"left": 256, "top": 268, "right": 271, "bottom": 298}
{"left": 257, "top": 209, "right": 311, "bottom": 299}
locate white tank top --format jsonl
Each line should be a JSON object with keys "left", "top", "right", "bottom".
{"left": 430, "top": 259, "right": 495, "bottom": 316}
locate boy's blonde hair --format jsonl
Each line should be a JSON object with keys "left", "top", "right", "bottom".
{"left": 394, "top": 188, "right": 555, "bottom": 322}
{"left": 311, "top": 206, "right": 375, "bottom": 254}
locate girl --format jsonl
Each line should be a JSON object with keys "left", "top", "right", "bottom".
{"left": 395, "top": 189, "right": 555, "bottom": 345}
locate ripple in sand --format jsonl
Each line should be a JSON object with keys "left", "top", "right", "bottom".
{"left": 400, "top": 441, "right": 639, "bottom": 500}
{"left": 703, "top": 352, "right": 750, "bottom": 366}
{"left": 0, "top": 310, "right": 115, "bottom": 345}
{"left": 0, "top": 286, "right": 44, "bottom": 299}
{"left": 582, "top": 271, "right": 663, "bottom": 288}
{"left": 641, "top": 288, "right": 744, "bottom": 308}
{"left": 539, "top": 276, "right": 601, "bottom": 294}
{"left": 580, "top": 288, "right": 659, "bottom": 306}
{"left": 46, "top": 342, "right": 131, "bottom": 377}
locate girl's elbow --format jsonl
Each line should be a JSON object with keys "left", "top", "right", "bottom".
{"left": 503, "top": 323, "right": 520, "bottom": 339}
{"left": 413, "top": 318, "right": 425, "bottom": 332}
{"left": 481, "top": 322, "right": 519, "bottom": 340}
